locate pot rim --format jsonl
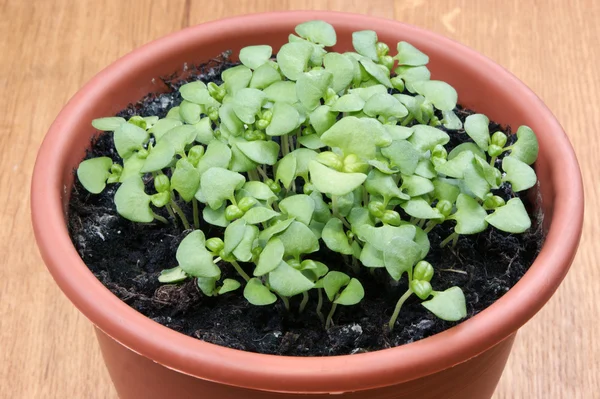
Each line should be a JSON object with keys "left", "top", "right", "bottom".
{"left": 31, "top": 11, "right": 583, "bottom": 394}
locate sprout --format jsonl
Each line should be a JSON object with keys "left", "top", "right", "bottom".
{"left": 76, "top": 20, "right": 540, "bottom": 331}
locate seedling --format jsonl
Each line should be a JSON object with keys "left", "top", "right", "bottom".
{"left": 77, "top": 20, "right": 539, "bottom": 331}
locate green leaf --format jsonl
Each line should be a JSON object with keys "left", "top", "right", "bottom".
{"left": 243, "top": 206, "right": 280, "bottom": 224}
{"left": 383, "top": 236, "right": 421, "bottom": 280}
{"left": 171, "top": 159, "right": 201, "bottom": 202}
{"left": 218, "top": 103, "right": 243, "bottom": 136}
{"left": 232, "top": 88, "right": 266, "bottom": 124}
{"left": 394, "top": 94, "right": 424, "bottom": 123}
{"left": 77, "top": 157, "right": 113, "bottom": 194}
{"left": 263, "top": 81, "right": 298, "bottom": 104}
{"left": 255, "top": 238, "right": 285, "bottom": 276}
{"left": 249, "top": 63, "right": 282, "bottom": 89}
{"left": 408, "top": 125, "right": 450, "bottom": 152}
{"left": 463, "top": 159, "right": 490, "bottom": 200}
{"left": 269, "top": 261, "right": 315, "bottom": 297}
{"left": 414, "top": 159, "right": 436, "bottom": 179}
{"left": 222, "top": 65, "right": 252, "bottom": 95}
{"left": 180, "top": 81, "right": 208, "bottom": 102}
{"left": 448, "top": 142, "right": 486, "bottom": 162}
{"left": 450, "top": 194, "right": 488, "bottom": 234}
{"left": 223, "top": 219, "right": 247, "bottom": 256}
{"left": 92, "top": 117, "right": 125, "bottom": 131}
{"left": 295, "top": 20, "right": 337, "bottom": 46}
{"left": 233, "top": 224, "right": 259, "bottom": 262}
{"left": 413, "top": 225, "right": 431, "bottom": 259}
{"left": 401, "top": 174, "right": 434, "bottom": 197}
{"left": 401, "top": 198, "right": 443, "bottom": 219}
{"left": 352, "top": 30, "right": 379, "bottom": 61}
{"left": 309, "top": 161, "right": 367, "bottom": 196}
{"left": 229, "top": 139, "right": 259, "bottom": 173}
{"left": 114, "top": 176, "right": 154, "bottom": 222}
{"left": 359, "top": 242, "right": 384, "bottom": 268}
{"left": 176, "top": 230, "right": 219, "bottom": 278}
{"left": 179, "top": 100, "right": 202, "bottom": 124}
{"left": 381, "top": 139, "right": 420, "bottom": 175}
{"left": 321, "top": 116, "right": 389, "bottom": 159}
{"left": 411, "top": 80, "right": 457, "bottom": 111}
{"left": 360, "top": 224, "right": 416, "bottom": 251}
{"left": 323, "top": 52, "right": 354, "bottom": 93}
{"left": 275, "top": 152, "right": 297, "bottom": 189}
{"left": 435, "top": 150, "right": 474, "bottom": 179}
{"left": 485, "top": 197, "right": 531, "bottom": 233}
{"left": 442, "top": 110, "right": 463, "bottom": 130}
{"left": 120, "top": 154, "right": 146, "bottom": 181}
{"left": 194, "top": 117, "right": 215, "bottom": 145}
{"left": 433, "top": 178, "right": 460, "bottom": 203}
{"left": 422, "top": 287, "right": 467, "bottom": 321}
{"left": 464, "top": 114, "right": 490, "bottom": 151}
{"left": 322, "top": 271, "right": 351, "bottom": 301}
{"left": 166, "top": 106, "right": 183, "bottom": 121}
{"left": 292, "top": 148, "right": 318, "bottom": 180}
{"left": 394, "top": 65, "right": 431, "bottom": 88}
{"left": 200, "top": 167, "right": 245, "bottom": 209}
{"left": 196, "top": 140, "right": 232, "bottom": 176}
{"left": 330, "top": 93, "right": 365, "bottom": 112}
{"left": 197, "top": 277, "right": 217, "bottom": 296}
{"left": 158, "top": 266, "right": 188, "bottom": 284}
{"left": 239, "top": 45, "right": 273, "bottom": 69}
{"left": 510, "top": 125, "right": 539, "bottom": 165}
{"left": 277, "top": 221, "right": 319, "bottom": 258}
{"left": 322, "top": 218, "right": 353, "bottom": 255}
{"left": 258, "top": 217, "right": 295, "bottom": 246}
{"left": 279, "top": 194, "right": 315, "bottom": 225}
{"left": 365, "top": 169, "right": 409, "bottom": 202}
{"left": 335, "top": 278, "right": 364, "bottom": 305}
{"left": 363, "top": 93, "right": 408, "bottom": 119}
{"left": 160, "top": 125, "right": 197, "bottom": 153}
{"left": 310, "top": 191, "right": 332, "bottom": 223}
{"left": 114, "top": 122, "right": 149, "bottom": 159}
{"left": 296, "top": 70, "right": 333, "bottom": 111}
{"left": 277, "top": 42, "right": 313, "bottom": 81}
{"left": 236, "top": 140, "right": 280, "bottom": 165}
{"left": 298, "top": 134, "right": 326, "bottom": 150}
{"left": 395, "top": 42, "right": 429, "bottom": 66}
{"left": 244, "top": 278, "right": 277, "bottom": 305}
{"left": 240, "top": 181, "right": 277, "bottom": 202}
{"left": 217, "top": 279, "right": 241, "bottom": 295}
{"left": 266, "top": 102, "right": 300, "bottom": 136}
{"left": 288, "top": 34, "right": 327, "bottom": 65}
{"left": 309, "top": 105, "right": 339, "bottom": 135}
{"left": 149, "top": 118, "right": 184, "bottom": 142}
{"left": 368, "top": 159, "right": 399, "bottom": 175}
{"left": 359, "top": 58, "right": 392, "bottom": 88}
{"left": 142, "top": 116, "right": 158, "bottom": 129}
{"left": 203, "top": 204, "right": 229, "bottom": 227}
{"left": 350, "top": 84, "right": 388, "bottom": 102}
{"left": 385, "top": 125, "right": 413, "bottom": 141}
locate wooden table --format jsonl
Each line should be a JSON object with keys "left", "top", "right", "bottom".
{"left": 1, "top": 0, "right": 597, "bottom": 397}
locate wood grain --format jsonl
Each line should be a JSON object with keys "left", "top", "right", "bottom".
{"left": 0, "top": 0, "right": 597, "bottom": 397}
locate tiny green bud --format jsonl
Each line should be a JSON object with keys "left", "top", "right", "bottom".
{"left": 317, "top": 151, "right": 343, "bottom": 171}
{"left": 382, "top": 210, "right": 401, "bottom": 226}
{"left": 207, "top": 82, "right": 223, "bottom": 100}
{"left": 302, "top": 125, "right": 316, "bottom": 136}
{"left": 107, "top": 175, "right": 120, "bottom": 184}
{"left": 262, "top": 110, "right": 273, "bottom": 122}
{"left": 436, "top": 199, "right": 453, "bottom": 217}
{"left": 300, "top": 259, "right": 317, "bottom": 270}
{"left": 154, "top": 174, "right": 170, "bottom": 192}
{"left": 429, "top": 116, "right": 441, "bottom": 127}
{"left": 218, "top": 249, "right": 235, "bottom": 263}
{"left": 251, "top": 246, "right": 263, "bottom": 261}
{"left": 255, "top": 130, "right": 267, "bottom": 141}
{"left": 238, "top": 196, "right": 257, "bottom": 212}
{"left": 391, "top": 76, "right": 405, "bottom": 92}
{"left": 491, "top": 131, "right": 508, "bottom": 148}
{"left": 413, "top": 261, "right": 434, "bottom": 282}
{"left": 410, "top": 280, "right": 433, "bottom": 300}
{"left": 431, "top": 157, "right": 447, "bottom": 168}
{"left": 137, "top": 148, "right": 149, "bottom": 159}
{"left": 288, "top": 259, "right": 301, "bottom": 269}
{"left": 379, "top": 55, "right": 394, "bottom": 70}
{"left": 346, "top": 230, "right": 355, "bottom": 240}
{"left": 488, "top": 144, "right": 503, "bottom": 157}
{"left": 265, "top": 179, "right": 281, "bottom": 194}
{"left": 207, "top": 106, "right": 219, "bottom": 121}
{"left": 324, "top": 88, "right": 339, "bottom": 105}
{"left": 432, "top": 144, "right": 448, "bottom": 160}
{"left": 187, "top": 145, "right": 205, "bottom": 167}
{"left": 343, "top": 154, "right": 369, "bottom": 174}
{"left": 303, "top": 182, "right": 315, "bottom": 195}
{"left": 376, "top": 42, "right": 390, "bottom": 57}
{"left": 225, "top": 204, "right": 244, "bottom": 221}
{"left": 483, "top": 195, "right": 506, "bottom": 210}
{"left": 243, "top": 129, "right": 258, "bottom": 141}
{"left": 205, "top": 237, "right": 225, "bottom": 253}
{"left": 151, "top": 191, "right": 170, "bottom": 208}
{"left": 213, "top": 129, "right": 222, "bottom": 139}
{"left": 110, "top": 164, "right": 123, "bottom": 175}
{"left": 256, "top": 119, "right": 270, "bottom": 130}
{"left": 128, "top": 115, "right": 147, "bottom": 130}
{"left": 368, "top": 201, "right": 386, "bottom": 218}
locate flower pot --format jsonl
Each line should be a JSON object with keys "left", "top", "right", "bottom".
{"left": 31, "top": 11, "right": 583, "bottom": 399}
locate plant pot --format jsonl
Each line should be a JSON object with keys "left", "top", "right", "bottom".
{"left": 31, "top": 11, "right": 583, "bottom": 399}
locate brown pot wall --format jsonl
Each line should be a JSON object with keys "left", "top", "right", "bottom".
{"left": 31, "top": 11, "right": 583, "bottom": 399}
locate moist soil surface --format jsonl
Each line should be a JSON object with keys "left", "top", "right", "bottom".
{"left": 68, "top": 55, "right": 544, "bottom": 356}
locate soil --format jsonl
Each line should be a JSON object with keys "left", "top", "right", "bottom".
{"left": 67, "top": 54, "right": 544, "bottom": 357}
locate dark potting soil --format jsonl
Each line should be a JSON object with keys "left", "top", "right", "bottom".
{"left": 67, "top": 54, "right": 544, "bottom": 356}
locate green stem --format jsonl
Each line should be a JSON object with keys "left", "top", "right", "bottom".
{"left": 230, "top": 260, "right": 250, "bottom": 282}
{"left": 248, "top": 169, "right": 260, "bottom": 181}
{"left": 424, "top": 221, "right": 438, "bottom": 234}
{"left": 331, "top": 195, "right": 339, "bottom": 218}
{"left": 316, "top": 289, "right": 325, "bottom": 325}
{"left": 440, "top": 232, "right": 459, "bottom": 248}
{"left": 170, "top": 200, "right": 190, "bottom": 230}
{"left": 257, "top": 166, "right": 269, "bottom": 180}
{"left": 389, "top": 288, "right": 413, "bottom": 331}
{"left": 325, "top": 302, "right": 338, "bottom": 329}
{"left": 282, "top": 135, "right": 290, "bottom": 157}
{"left": 152, "top": 212, "right": 168, "bottom": 224}
{"left": 192, "top": 198, "right": 200, "bottom": 230}
{"left": 401, "top": 115, "right": 414, "bottom": 126}
{"left": 363, "top": 189, "right": 369, "bottom": 207}
{"left": 279, "top": 294, "right": 290, "bottom": 311}
{"left": 165, "top": 203, "right": 176, "bottom": 224}
{"left": 299, "top": 291, "right": 309, "bottom": 313}
{"left": 489, "top": 156, "right": 497, "bottom": 166}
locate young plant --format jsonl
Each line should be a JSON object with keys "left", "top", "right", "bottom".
{"left": 76, "top": 20, "right": 539, "bottom": 332}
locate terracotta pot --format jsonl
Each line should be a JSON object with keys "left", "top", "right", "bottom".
{"left": 31, "top": 11, "right": 584, "bottom": 399}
